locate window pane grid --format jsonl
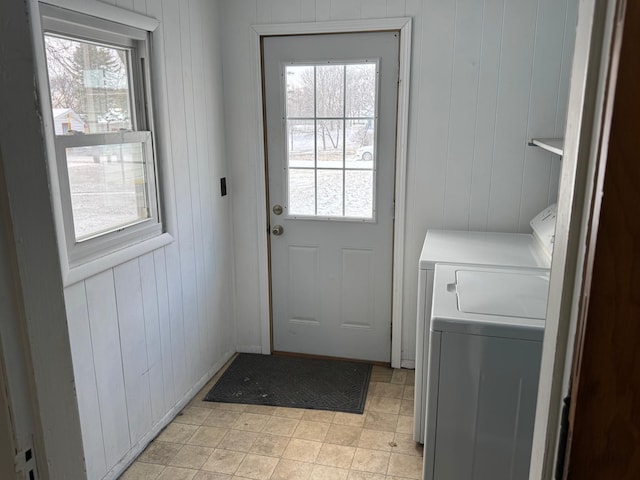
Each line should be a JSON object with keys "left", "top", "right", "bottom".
{"left": 286, "top": 62, "right": 377, "bottom": 220}
{"left": 41, "top": 4, "right": 162, "bottom": 267}
{"left": 313, "top": 66, "right": 318, "bottom": 215}
{"left": 342, "top": 68, "right": 346, "bottom": 217}
{"left": 288, "top": 116, "right": 375, "bottom": 121}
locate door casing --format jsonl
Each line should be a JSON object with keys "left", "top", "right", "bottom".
{"left": 251, "top": 18, "right": 412, "bottom": 368}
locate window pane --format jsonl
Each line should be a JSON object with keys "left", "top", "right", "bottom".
{"left": 317, "top": 169, "right": 343, "bottom": 216}
{"left": 345, "top": 170, "right": 373, "bottom": 218}
{"left": 287, "top": 119, "right": 315, "bottom": 168}
{"left": 284, "top": 62, "right": 377, "bottom": 221}
{"left": 316, "top": 65, "right": 344, "bottom": 118}
{"left": 289, "top": 169, "right": 315, "bottom": 216}
{"left": 286, "top": 65, "right": 314, "bottom": 117}
{"left": 66, "top": 143, "right": 149, "bottom": 240}
{"left": 44, "top": 35, "right": 133, "bottom": 134}
{"left": 345, "top": 120, "right": 375, "bottom": 169}
{"left": 316, "top": 119, "right": 344, "bottom": 168}
{"left": 345, "top": 63, "right": 376, "bottom": 118}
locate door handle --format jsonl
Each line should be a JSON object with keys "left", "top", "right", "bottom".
{"left": 272, "top": 225, "right": 284, "bottom": 236}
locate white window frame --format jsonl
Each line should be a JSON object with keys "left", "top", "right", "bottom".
{"left": 35, "top": 0, "right": 172, "bottom": 285}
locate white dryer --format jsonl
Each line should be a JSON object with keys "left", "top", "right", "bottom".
{"left": 413, "top": 204, "right": 556, "bottom": 442}
{"left": 423, "top": 264, "right": 549, "bottom": 480}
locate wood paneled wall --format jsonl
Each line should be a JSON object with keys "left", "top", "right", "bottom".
{"left": 63, "top": 1, "right": 235, "bottom": 478}
{"left": 220, "top": 0, "right": 578, "bottom": 365}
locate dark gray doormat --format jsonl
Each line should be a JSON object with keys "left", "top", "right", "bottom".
{"left": 204, "top": 353, "right": 372, "bottom": 414}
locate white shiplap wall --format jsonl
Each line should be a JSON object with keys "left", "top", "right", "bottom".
{"left": 220, "top": 0, "right": 577, "bottom": 365}
{"left": 62, "top": 1, "right": 235, "bottom": 479}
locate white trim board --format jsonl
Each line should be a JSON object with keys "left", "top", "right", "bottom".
{"left": 39, "top": 0, "right": 159, "bottom": 32}
{"left": 529, "top": 0, "right": 621, "bottom": 478}
{"left": 251, "top": 18, "right": 412, "bottom": 368}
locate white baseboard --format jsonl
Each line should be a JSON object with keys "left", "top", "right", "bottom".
{"left": 103, "top": 350, "right": 234, "bottom": 480}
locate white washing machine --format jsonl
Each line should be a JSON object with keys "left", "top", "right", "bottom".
{"left": 423, "top": 264, "right": 549, "bottom": 480}
{"left": 413, "top": 204, "right": 556, "bottom": 442}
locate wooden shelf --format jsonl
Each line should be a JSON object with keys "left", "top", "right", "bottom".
{"left": 529, "top": 138, "right": 564, "bottom": 156}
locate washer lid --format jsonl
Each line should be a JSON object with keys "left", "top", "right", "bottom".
{"left": 456, "top": 270, "right": 549, "bottom": 319}
{"left": 431, "top": 264, "right": 548, "bottom": 341}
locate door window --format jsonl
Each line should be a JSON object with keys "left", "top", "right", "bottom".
{"left": 285, "top": 62, "right": 378, "bottom": 220}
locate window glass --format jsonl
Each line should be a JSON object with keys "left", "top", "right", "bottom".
{"left": 285, "top": 62, "right": 377, "bottom": 219}
{"left": 288, "top": 168, "right": 315, "bottom": 216}
{"left": 40, "top": 5, "right": 161, "bottom": 265}
{"left": 45, "top": 35, "right": 133, "bottom": 134}
{"left": 65, "top": 142, "right": 149, "bottom": 240}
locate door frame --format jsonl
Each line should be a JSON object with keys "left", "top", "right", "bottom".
{"left": 251, "top": 18, "right": 412, "bottom": 367}
{"left": 529, "top": 0, "right": 624, "bottom": 478}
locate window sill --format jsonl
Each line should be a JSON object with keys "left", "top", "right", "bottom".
{"left": 63, "top": 232, "right": 174, "bottom": 286}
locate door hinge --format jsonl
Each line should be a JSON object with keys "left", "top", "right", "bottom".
{"left": 15, "top": 445, "right": 38, "bottom": 480}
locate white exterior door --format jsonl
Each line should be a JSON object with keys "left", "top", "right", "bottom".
{"left": 263, "top": 32, "right": 399, "bottom": 363}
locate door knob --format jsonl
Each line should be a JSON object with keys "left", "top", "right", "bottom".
{"left": 272, "top": 225, "right": 284, "bottom": 236}
{"left": 272, "top": 204, "right": 283, "bottom": 215}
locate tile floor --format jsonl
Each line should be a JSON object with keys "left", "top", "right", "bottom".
{"left": 121, "top": 360, "right": 423, "bottom": 480}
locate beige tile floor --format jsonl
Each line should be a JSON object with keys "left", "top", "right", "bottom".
{"left": 120, "top": 360, "right": 422, "bottom": 480}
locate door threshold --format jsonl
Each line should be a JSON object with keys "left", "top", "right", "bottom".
{"left": 271, "top": 350, "right": 391, "bottom": 368}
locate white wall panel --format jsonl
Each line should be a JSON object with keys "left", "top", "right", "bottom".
{"left": 386, "top": 0, "right": 406, "bottom": 17}
{"left": 199, "top": 6, "right": 224, "bottom": 377}
{"left": 518, "top": 0, "right": 569, "bottom": 231}
{"left": 162, "top": 0, "right": 201, "bottom": 390}
{"left": 467, "top": 0, "right": 504, "bottom": 232}
{"left": 315, "top": 0, "right": 331, "bottom": 22}
{"left": 486, "top": 0, "right": 539, "bottom": 232}
{"left": 442, "top": 0, "right": 484, "bottom": 230}
{"left": 257, "top": 0, "right": 271, "bottom": 23}
{"left": 85, "top": 271, "right": 130, "bottom": 468}
{"left": 115, "top": 0, "right": 135, "bottom": 10}
{"left": 180, "top": 0, "right": 208, "bottom": 380}
{"left": 202, "top": 0, "right": 236, "bottom": 360}
{"left": 189, "top": 0, "right": 216, "bottom": 370}
{"left": 362, "top": 0, "right": 387, "bottom": 19}
{"left": 133, "top": 0, "right": 147, "bottom": 14}
{"left": 272, "top": 0, "right": 303, "bottom": 23}
{"left": 144, "top": 0, "right": 187, "bottom": 408}
{"left": 64, "top": 283, "right": 107, "bottom": 480}
{"left": 221, "top": 0, "right": 577, "bottom": 366}
{"left": 63, "top": 1, "right": 236, "bottom": 478}
{"left": 114, "top": 260, "right": 153, "bottom": 446}
{"left": 416, "top": 0, "right": 455, "bottom": 231}
{"left": 219, "top": 0, "right": 263, "bottom": 351}
{"left": 330, "top": 0, "right": 361, "bottom": 20}
{"left": 153, "top": 249, "right": 175, "bottom": 408}
{"left": 300, "top": 0, "right": 316, "bottom": 22}
{"left": 138, "top": 253, "right": 166, "bottom": 424}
